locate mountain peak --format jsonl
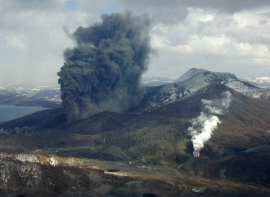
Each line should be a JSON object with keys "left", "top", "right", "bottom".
{"left": 174, "top": 68, "right": 206, "bottom": 83}
{"left": 251, "top": 77, "right": 270, "bottom": 87}
{"left": 138, "top": 68, "right": 260, "bottom": 112}
{"left": 174, "top": 68, "right": 239, "bottom": 84}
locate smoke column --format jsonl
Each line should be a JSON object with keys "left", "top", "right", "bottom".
{"left": 58, "top": 12, "right": 151, "bottom": 124}
{"left": 188, "top": 91, "right": 231, "bottom": 157}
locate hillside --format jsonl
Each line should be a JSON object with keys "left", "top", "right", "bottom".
{"left": 0, "top": 84, "right": 61, "bottom": 108}
{"left": 0, "top": 72, "right": 270, "bottom": 196}
{"left": 138, "top": 68, "right": 260, "bottom": 112}
{"left": 1, "top": 83, "right": 270, "bottom": 163}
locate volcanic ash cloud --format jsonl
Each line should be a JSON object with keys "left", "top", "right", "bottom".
{"left": 188, "top": 91, "right": 231, "bottom": 157}
{"left": 58, "top": 12, "right": 151, "bottom": 124}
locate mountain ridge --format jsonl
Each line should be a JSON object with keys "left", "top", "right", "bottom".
{"left": 136, "top": 68, "right": 260, "bottom": 113}
{"left": 0, "top": 69, "right": 270, "bottom": 196}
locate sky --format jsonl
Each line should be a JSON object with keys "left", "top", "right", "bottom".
{"left": 1, "top": 0, "right": 270, "bottom": 87}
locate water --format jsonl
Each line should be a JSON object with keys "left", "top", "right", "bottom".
{"left": 0, "top": 105, "right": 46, "bottom": 122}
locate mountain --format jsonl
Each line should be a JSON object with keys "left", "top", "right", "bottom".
{"left": 0, "top": 69, "right": 270, "bottom": 196}
{"left": 137, "top": 68, "right": 260, "bottom": 112}
{"left": 174, "top": 68, "right": 207, "bottom": 83}
{"left": 0, "top": 83, "right": 61, "bottom": 108}
{"left": 174, "top": 68, "right": 259, "bottom": 93}
{"left": 1, "top": 83, "right": 270, "bottom": 196}
{"left": 141, "top": 76, "right": 175, "bottom": 86}
{"left": 251, "top": 77, "right": 270, "bottom": 87}
{"left": 2, "top": 83, "right": 270, "bottom": 160}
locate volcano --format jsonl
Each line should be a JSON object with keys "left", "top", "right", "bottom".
{"left": 0, "top": 69, "right": 270, "bottom": 196}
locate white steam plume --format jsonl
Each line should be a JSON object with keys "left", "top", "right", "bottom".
{"left": 188, "top": 91, "right": 231, "bottom": 157}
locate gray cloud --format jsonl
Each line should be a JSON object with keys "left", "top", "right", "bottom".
{"left": 2, "top": 0, "right": 65, "bottom": 11}
{"left": 0, "top": 0, "right": 93, "bottom": 87}
{"left": 120, "top": 0, "right": 270, "bottom": 13}
{"left": 0, "top": 0, "right": 270, "bottom": 88}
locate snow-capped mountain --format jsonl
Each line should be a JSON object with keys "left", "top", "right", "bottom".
{"left": 139, "top": 68, "right": 260, "bottom": 111}
{"left": 5, "top": 83, "right": 60, "bottom": 97}
{"left": 251, "top": 77, "right": 270, "bottom": 87}
{"left": 141, "top": 76, "right": 175, "bottom": 86}
{"left": 175, "top": 68, "right": 259, "bottom": 93}
{"left": 174, "top": 68, "right": 206, "bottom": 83}
{"left": 0, "top": 89, "right": 20, "bottom": 97}
{"left": 0, "top": 83, "right": 61, "bottom": 107}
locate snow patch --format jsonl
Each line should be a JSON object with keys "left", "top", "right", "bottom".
{"left": 17, "top": 163, "right": 42, "bottom": 186}
{"left": 15, "top": 154, "right": 39, "bottom": 163}
{"left": 252, "top": 93, "right": 261, "bottom": 98}
{"left": 46, "top": 156, "right": 59, "bottom": 166}
{"left": 251, "top": 77, "right": 270, "bottom": 87}
{"left": 0, "top": 152, "right": 12, "bottom": 160}
{"left": 219, "top": 168, "right": 226, "bottom": 179}
{"left": 192, "top": 187, "right": 206, "bottom": 193}
{"left": 169, "top": 88, "right": 177, "bottom": 100}
{"left": 225, "top": 81, "right": 251, "bottom": 93}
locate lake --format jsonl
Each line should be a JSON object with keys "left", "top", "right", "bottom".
{"left": 0, "top": 105, "right": 46, "bottom": 122}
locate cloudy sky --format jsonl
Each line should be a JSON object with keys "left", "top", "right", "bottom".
{"left": 1, "top": 0, "right": 270, "bottom": 87}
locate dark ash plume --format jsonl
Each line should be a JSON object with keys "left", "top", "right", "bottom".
{"left": 58, "top": 12, "right": 151, "bottom": 124}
